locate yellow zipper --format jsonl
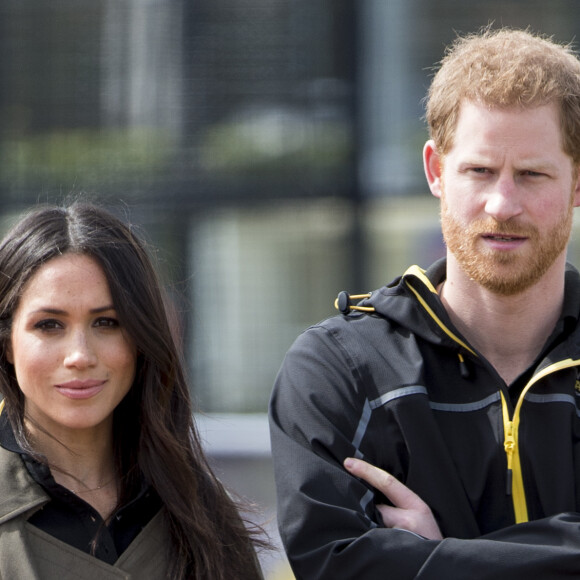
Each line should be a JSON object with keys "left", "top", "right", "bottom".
{"left": 406, "top": 269, "right": 580, "bottom": 524}
{"left": 500, "top": 391, "right": 528, "bottom": 522}
{"left": 501, "top": 358, "right": 580, "bottom": 523}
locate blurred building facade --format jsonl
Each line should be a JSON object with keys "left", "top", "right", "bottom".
{"left": 3, "top": 0, "right": 580, "bottom": 414}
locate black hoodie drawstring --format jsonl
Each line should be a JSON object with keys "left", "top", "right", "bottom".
{"left": 334, "top": 291, "right": 375, "bottom": 315}
{"left": 335, "top": 291, "right": 473, "bottom": 382}
{"left": 458, "top": 353, "right": 471, "bottom": 379}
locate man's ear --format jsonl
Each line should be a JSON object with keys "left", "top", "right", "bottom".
{"left": 573, "top": 164, "right": 580, "bottom": 208}
{"left": 423, "top": 140, "right": 443, "bottom": 199}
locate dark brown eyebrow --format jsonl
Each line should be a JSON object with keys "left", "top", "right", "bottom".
{"left": 31, "top": 305, "right": 116, "bottom": 316}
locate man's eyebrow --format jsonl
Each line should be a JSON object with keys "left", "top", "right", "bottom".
{"left": 458, "top": 157, "right": 559, "bottom": 171}
{"left": 518, "top": 160, "right": 559, "bottom": 171}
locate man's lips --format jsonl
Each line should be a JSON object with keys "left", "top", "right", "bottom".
{"left": 55, "top": 379, "right": 106, "bottom": 399}
{"left": 482, "top": 233, "right": 527, "bottom": 241}
{"left": 479, "top": 232, "right": 528, "bottom": 251}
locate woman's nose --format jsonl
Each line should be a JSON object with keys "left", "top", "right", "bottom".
{"left": 63, "top": 331, "right": 98, "bottom": 368}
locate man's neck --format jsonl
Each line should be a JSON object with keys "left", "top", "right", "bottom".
{"left": 440, "top": 255, "right": 566, "bottom": 385}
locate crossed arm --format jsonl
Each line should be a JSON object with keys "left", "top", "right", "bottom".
{"left": 271, "top": 327, "right": 580, "bottom": 578}
{"left": 344, "top": 457, "right": 443, "bottom": 540}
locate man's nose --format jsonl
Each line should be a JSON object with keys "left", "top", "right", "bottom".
{"left": 484, "top": 175, "right": 523, "bottom": 222}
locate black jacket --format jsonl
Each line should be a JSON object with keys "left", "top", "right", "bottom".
{"left": 269, "top": 259, "right": 580, "bottom": 579}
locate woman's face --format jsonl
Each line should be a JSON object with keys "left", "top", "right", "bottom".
{"left": 8, "top": 253, "right": 137, "bottom": 438}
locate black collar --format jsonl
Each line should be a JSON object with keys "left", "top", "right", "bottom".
{"left": 0, "top": 403, "right": 23, "bottom": 454}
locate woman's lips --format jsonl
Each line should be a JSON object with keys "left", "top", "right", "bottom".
{"left": 55, "top": 379, "right": 106, "bottom": 399}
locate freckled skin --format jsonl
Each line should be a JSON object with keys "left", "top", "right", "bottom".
{"left": 8, "top": 254, "right": 137, "bottom": 439}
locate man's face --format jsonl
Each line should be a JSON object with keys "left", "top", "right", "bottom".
{"left": 425, "top": 100, "right": 580, "bottom": 296}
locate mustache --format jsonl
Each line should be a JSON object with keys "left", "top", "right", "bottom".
{"left": 467, "top": 219, "right": 538, "bottom": 237}
{"left": 440, "top": 206, "right": 539, "bottom": 238}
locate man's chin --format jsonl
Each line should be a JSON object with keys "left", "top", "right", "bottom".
{"left": 477, "top": 276, "right": 534, "bottom": 297}
{"left": 459, "top": 256, "right": 553, "bottom": 296}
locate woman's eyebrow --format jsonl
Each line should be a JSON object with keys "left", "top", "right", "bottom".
{"left": 30, "top": 305, "right": 116, "bottom": 315}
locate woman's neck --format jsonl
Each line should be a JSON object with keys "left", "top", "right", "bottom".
{"left": 25, "top": 418, "right": 119, "bottom": 519}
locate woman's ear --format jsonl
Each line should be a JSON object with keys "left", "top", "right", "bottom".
{"left": 5, "top": 342, "right": 13, "bottom": 365}
{"left": 423, "top": 140, "right": 443, "bottom": 199}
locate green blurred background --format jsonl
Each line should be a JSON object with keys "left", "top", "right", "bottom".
{"left": 3, "top": 1, "right": 580, "bottom": 577}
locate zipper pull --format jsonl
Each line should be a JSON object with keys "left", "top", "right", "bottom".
{"left": 504, "top": 422, "right": 515, "bottom": 495}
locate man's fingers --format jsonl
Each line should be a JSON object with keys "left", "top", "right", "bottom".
{"left": 377, "top": 504, "right": 407, "bottom": 529}
{"left": 344, "top": 457, "right": 422, "bottom": 510}
{"left": 344, "top": 457, "right": 443, "bottom": 540}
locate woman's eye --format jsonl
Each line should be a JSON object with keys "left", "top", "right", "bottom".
{"left": 34, "top": 319, "right": 62, "bottom": 331}
{"left": 94, "top": 317, "right": 119, "bottom": 328}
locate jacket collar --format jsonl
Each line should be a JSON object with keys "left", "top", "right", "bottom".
{"left": 0, "top": 405, "right": 49, "bottom": 524}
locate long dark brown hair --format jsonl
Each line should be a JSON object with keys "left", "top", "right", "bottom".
{"left": 0, "top": 202, "right": 264, "bottom": 579}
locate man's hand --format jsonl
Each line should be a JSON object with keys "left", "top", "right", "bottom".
{"left": 344, "top": 457, "right": 443, "bottom": 540}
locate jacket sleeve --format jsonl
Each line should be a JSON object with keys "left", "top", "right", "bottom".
{"left": 268, "top": 324, "right": 580, "bottom": 580}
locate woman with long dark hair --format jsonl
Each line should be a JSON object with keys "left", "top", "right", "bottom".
{"left": 0, "top": 202, "right": 264, "bottom": 579}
